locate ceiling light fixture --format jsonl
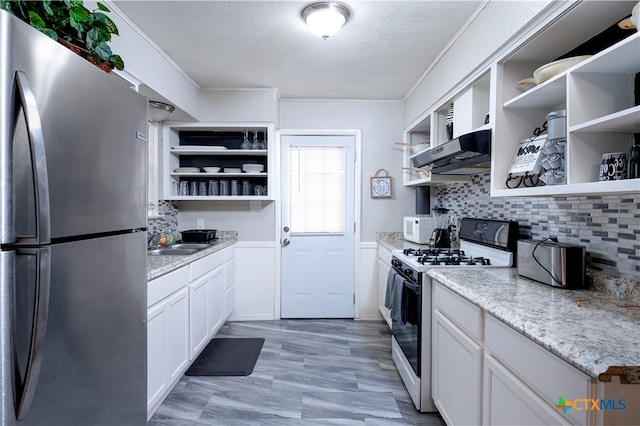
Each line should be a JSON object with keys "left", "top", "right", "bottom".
{"left": 302, "top": 2, "right": 351, "bottom": 40}
{"left": 148, "top": 101, "right": 175, "bottom": 122}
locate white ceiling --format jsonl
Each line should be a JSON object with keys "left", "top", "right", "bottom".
{"left": 113, "top": 0, "right": 484, "bottom": 101}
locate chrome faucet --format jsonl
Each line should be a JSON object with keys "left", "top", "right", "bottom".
{"left": 147, "top": 232, "right": 158, "bottom": 249}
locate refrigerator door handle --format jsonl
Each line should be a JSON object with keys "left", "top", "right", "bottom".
{"left": 14, "top": 247, "right": 51, "bottom": 420}
{"left": 13, "top": 71, "right": 51, "bottom": 245}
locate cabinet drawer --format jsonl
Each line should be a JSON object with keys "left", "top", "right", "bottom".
{"left": 148, "top": 266, "right": 189, "bottom": 307}
{"left": 189, "top": 250, "right": 224, "bottom": 281}
{"left": 433, "top": 281, "right": 482, "bottom": 341}
{"left": 485, "top": 314, "right": 591, "bottom": 426}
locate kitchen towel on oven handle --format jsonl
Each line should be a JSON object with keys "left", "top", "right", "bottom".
{"left": 385, "top": 270, "right": 405, "bottom": 322}
{"left": 401, "top": 281, "right": 421, "bottom": 325}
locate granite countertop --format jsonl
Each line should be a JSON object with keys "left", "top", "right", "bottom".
{"left": 377, "top": 232, "right": 431, "bottom": 251}
{"left": 147, "top": 231, "right": 238, "bottom": 281}
{"left": 427, "top": 268, "right": 640, "bottom": 383}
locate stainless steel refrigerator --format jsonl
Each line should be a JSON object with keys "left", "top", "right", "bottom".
{"left": 1, "top": 10, "right": 147, "bottom": 425}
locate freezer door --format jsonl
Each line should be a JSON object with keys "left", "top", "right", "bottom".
{"left": 1, "top": 232, "right": 147, "bottom": 425}
{"left": 0, "top": 11, "right": 147, "bottom": 244}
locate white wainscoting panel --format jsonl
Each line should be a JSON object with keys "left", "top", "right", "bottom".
{"left": 228, "top": 242, "right": 277, "bottom": 321}
{"left": 359, "top": 242, "right": 382, "bottom": 321}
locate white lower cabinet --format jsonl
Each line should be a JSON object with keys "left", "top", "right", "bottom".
{"left": 483, "top": 353, "right": 570, "bottom": 425}
{"left": 432, "top": 309, "right": 482, "bottom": 426}
{"left": 223, "top": 255, "right": 236, "bottom": 319}
{"left": 377, "top": 245, "right": 391, "bottom": 327}
{"left": 146, "top": 244, "right": 236, "bottom": 419}
{"left": 189, "top": 274, "right": 210, "bottom": 358}
{"left": 431, "top": 279, "right": 608, "bottom": 425}
{"left": 146, "top": 286, "right": 189, "bottom": 414}
{"left": 209, "top": 266, "right": 224, "bottom": 336}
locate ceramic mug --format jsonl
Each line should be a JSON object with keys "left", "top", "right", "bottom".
{"left": 599, "top": 152, "right": 627, "bottom": 181}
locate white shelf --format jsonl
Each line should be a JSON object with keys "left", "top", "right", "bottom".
{"left": 492, "top": 178, "right": 640, "bottom": 197}
{"left": 171, "top": 172, "right": 267, "bottom": 178}
{"left": 171, "top": 148, "right": 267, "bottom": 156}
{"left": 504, "top": 75, "right": 566, "bottom": 109}
{"left": 405, "top": 174, "right": 471, "bottom": 186}
{"left": 165, "top": 196, "right": 271, "bottom": 201}
{"left": 570, "top": 106, "right": 640, "bottom": 133}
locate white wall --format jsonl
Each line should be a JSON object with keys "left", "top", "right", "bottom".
{"left": 198, "top": 89, "right": 279, "bottom": 123}
{"left": 280, "top": 100, "right": 415, "bottom": 241}
{"left": 102, "top": 1, "right": 201, "bottom": 120}
{"left": 404, "top": 0, "right": 553, "bottom": 128}
{"left": 178, "top": 200, "right": 275, "bottom": 242}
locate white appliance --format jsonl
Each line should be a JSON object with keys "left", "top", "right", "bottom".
{"left": 388, "top": 218, "right": 519, "bottom": 412}
{"left": 403, "top": 216, "right": 435, "bottom": 244}
{"left": 1, "top": 11, "right": 148, "bottom": 425}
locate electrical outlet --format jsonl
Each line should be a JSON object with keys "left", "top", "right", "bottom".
{"left": 196, "top": 218, "right": 204, "bottom": 229}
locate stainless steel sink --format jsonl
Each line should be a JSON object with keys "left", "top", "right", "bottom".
{"left": 148, "top": 248, "right": 198, "bottom": 256}
{"left": 165, "top": 243, "right": 211, "bottom": 250}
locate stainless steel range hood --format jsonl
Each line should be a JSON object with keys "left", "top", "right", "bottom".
{"left": 411, "top": 129, "right": 491, "bottom": 174}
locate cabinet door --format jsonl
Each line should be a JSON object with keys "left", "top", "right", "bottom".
{"left": 484, "top": 354, "right": 570, "bottom": 425}
{"left": 209, "top": 266, "right": 224, "bottom": 336}
{"left": 189, "top": 275, "right": 210, "bottom": 359}
{"left": 224, "top": 284, "right": 236, "bottom": 320}
{"left": 432, "top": 309, "right": 482, "bottom": 426}
{"left": 147, "top": 302, "right": 167, "bottom": 413}
{"left": 377, "top": 258, "right": 391, "bottom": 327}
{"left": 165, "top": 287, "right": 190, "bottom": 384}
{"left": 224, "top": 257, "right": 235, "bottom": 291}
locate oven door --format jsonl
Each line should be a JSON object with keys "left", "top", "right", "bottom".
{"left": 391, "top": 278, "right": 422, "bottom": 376}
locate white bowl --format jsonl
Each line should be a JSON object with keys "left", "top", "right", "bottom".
{"left": 223, "top": 168, "right": 242, "bottom": 173}
{"left": 203, "top": 167, "right": 221, "bottom": 173}
{"left": 242, "top": 164, "right": 264, "bottom": 173}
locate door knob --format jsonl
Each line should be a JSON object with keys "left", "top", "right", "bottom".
{"left": 282, "top": 238, "right": 290, "bottom": 247}
{"left": 283, "top": 226, "right": 289, "bottom": 232}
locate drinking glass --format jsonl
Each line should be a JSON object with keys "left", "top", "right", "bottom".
{"left": 190, "top": 181, "right": 198, "bottom": 196}
{"left": 231, "top": 179, "right": 239, "bottom": 195}
{"left": 171, "top": 181, "right": 178, "bottom": 196}
{"left": 241, "top": 131, "right": 251, "bottom": 150}
{"left": 242, "top": 180, "right": 250, "bottom": 196}
{"left": 220, "top": 180, "right": 230, "bottom": 195}
{"left": 251, "top": 131, "right": 260, "bottom": 150}
{"left": 209, "top": 180, "right": 219, "bottom": 196}
{"left": 199, "top": 181, "right": 207, "bottom": 196}
{"left": 179, "top": 181, "right": 189, "bottom": 196}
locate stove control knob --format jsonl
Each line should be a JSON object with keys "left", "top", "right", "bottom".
{"left": 404, "top": 269, "right": 413, "bottom": 278}
{"left": 391, "top": 259, "right": 402, "bottom": 268}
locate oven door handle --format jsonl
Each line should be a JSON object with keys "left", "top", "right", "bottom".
{"left": 402, "top": 280, "right": 421, "bottom": 294}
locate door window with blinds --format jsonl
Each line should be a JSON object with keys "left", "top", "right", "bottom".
{"left": 289, "top": 146, "right": 345, "bottom": 234}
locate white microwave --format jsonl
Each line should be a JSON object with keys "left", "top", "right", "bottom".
{"left": 403, "top": 216, "right": 435, "bottom": 244}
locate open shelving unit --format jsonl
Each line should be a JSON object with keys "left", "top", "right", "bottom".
{"left": 160, "top": 122, "right": 276, "bottom": 201}
{"left": 490, "top": 1, "right": 640, "bottom": 197}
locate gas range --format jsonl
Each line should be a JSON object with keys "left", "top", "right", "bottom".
{"left": 392, "top": 218, "right": 520, "bottom": 274}
{"left": 388, "top": 217, "right": 520, "bottom": 412}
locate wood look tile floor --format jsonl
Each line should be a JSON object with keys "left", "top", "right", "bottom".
{"left": 148, "top": 319, "right": 445, "bottom": 426}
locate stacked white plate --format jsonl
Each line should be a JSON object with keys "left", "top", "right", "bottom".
{"left": 223, "top": 168, "right": 242, "bottom": 173}
{"left": 174, "top": 167, "right": 200, "bottom": 173}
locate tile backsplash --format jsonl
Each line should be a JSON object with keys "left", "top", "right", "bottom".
{"left": 148, "top": 201, "right": 179, "bottom": 234}
{"left": 436, "top": 172, "right": 640, "bottom": 281}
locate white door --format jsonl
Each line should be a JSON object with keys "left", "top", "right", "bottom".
{"left": 281, "top": 135, "right": 355, "bottom": 318}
